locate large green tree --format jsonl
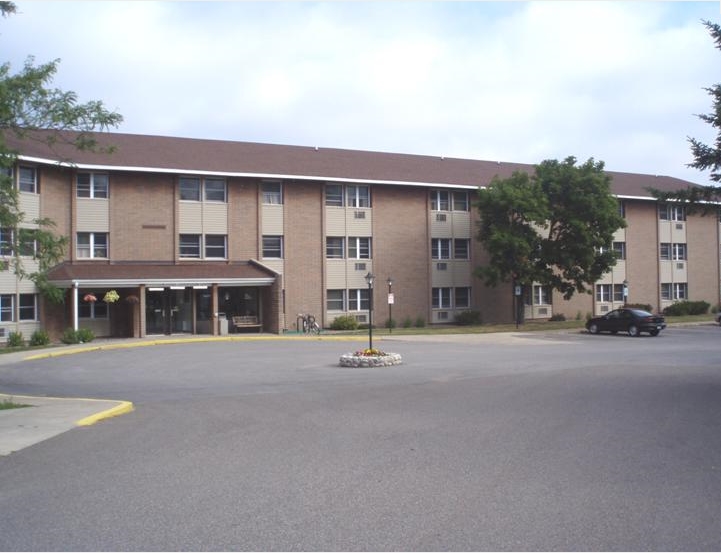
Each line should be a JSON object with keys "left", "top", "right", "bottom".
{"left": 651, "top": 19, "right": 721, "bottom": 211}
{"left": 475, "top": 156, "right": 626, "bottom": 312}
{"left": 1, "top": 1, "right": 122, "bottom": 301}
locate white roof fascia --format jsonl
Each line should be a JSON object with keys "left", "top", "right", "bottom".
{"left": 17, "top": 155, "right": 481, "bottom": 190}
{"left": 55, "top": 277, "right": 276, "bottom": 288}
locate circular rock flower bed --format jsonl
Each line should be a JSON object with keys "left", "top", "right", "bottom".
{"left": 339, "top": 348, "right": 403, "bottom": 368}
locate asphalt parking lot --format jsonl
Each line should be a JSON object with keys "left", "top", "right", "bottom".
{"left": 0, "top": 325, "right": 720, "bottom": 551}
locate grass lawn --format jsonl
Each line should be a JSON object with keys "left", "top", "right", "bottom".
{"left": 0, "top": 398, "right": 32, "bottom": 410}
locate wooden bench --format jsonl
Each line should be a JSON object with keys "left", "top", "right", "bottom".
{"left": 231, "top": 315, "right": 262, "bottom": 333}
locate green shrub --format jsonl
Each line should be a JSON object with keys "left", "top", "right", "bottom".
{"left": 29, "top": 329, "right": 50, "bottom": 347}
{"left": 61, "top": 328, "right": 80, "bottom": 344}
{"left": 330, "top": 315, "right": 359, "bottom": 331}
{"left": 384, "top": 318, "right": 396, "bottom": 329}
{"left": 455, "top": 310, "right": 482, "bottom": 325}
{"left": 414, "top": 316, "right": 426, "bottom": 328}
{"left": 6, "top": 331, "right": 23, "bottom": 348}
{"left": 549, "top": 313, "right": 566, "bottom": 321}
{"left": 662, "top": 300, "right": 710, "bottom": 316}
{"left": 76, "top": 328, "right": 95, "bottom": 343}
{"left": 402, "top": 316, "right": 413, "bottom": 328}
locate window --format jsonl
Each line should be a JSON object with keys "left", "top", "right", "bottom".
{"left": 204, "top": 178, "right": 226, "bottom": 202}
{"left": 659, "top": 204, "right": 686, "bottom": 221}
{"left": 596, "top": 284, "right": 612, "bottom": 303}
{"left": 455, "top": 287, "right": 471, "bottom": 309}
{"left": 431, "top": 190, "right": 450, "bottom": 211}
{"left": 348, "top": 237, "right": 371, "bottom": 259}
{"left": 262, "top": 236, "right": 283, "bottom": 258}
{"left": 179, "top": 177, "right": 201, "bottom": 201}
{"left": 0, "top": 294, "right": 13, "bottom": 322}
{"left": 77, "top": 232, "right": 108, "bottom": 259}
{"left": 452, "top": 192, "right": 469, "bottom": 211}
{"left": 179, "top": 234, "right": 201, "bottom": 258}
{"left": 533, "top": 285, "right": 551, "bottom": 305}
{"left": 613, "top": 242, "right": 626, "bottom": 260}
{"left": 18, "top": 294, "right": 36, "bottom": 321}
{"left": 618, "top": 201, "right": 626, "bottom": 218}
{"left": 77, "top": 173, "right": 108, "bottom": 198}
{"left": 660, "top": 243, "right": 671, "bottom": 260}
{"left": 347, "top": 185, "right": 370, "bottom": 208}
{"left": 325, "top": 184, "right": 344, "bottom": 207}
{"left": 78, "top": 300, "right": 108, "bottom": 319}
{"left": 662, "top": 282, "right": 688, "bottom": 301}
{"left": 262, "top": 181, "right": 282, "bottom": 204}
{"left": 17, "top": 229, "right": 36, "bottom": 257}
{"left": 327, "top": 289, "right": 345, "bottom": 311}
{"left": 204, "top": 235, "right": 227, "bottom": 258}
{"left": 326, "top": 237, "right": 345, "bottom": 259}
{"left": 454, "top": 239, "right": 470, "bottom": 260}
{"left": 613, "top": 284, "right": 625, "bottom": 302}
{"left": 0, "top": 228, "right": 12, "bottom": 256}
{"left": 349, "top": 289, "right": 370, "bottom": 311}
{"left": 18, "top": 166, "right": 36, "bottom": 193}
{"left": 432, "top": 287, "right": 452, "bottom": 309}
{"left": 431, "top": 238, "right": 451, "bottom": 260}
{"left": 672, "top": 243, "right": 687, "bottom": 261}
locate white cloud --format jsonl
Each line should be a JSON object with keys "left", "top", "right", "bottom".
{"left": 3, "top": 1, "right": 721, "bottom": 184}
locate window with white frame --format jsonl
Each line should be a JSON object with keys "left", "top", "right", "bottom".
{"left": 659, "top": 204, "right": 686, "bottom": 221}
{"left": 613, "top": 241, "right": 626, "bottom": 260}
{"left": 348, "top": 237, "right": 371, "bottom": 259}
{"left": 618, "top": 201, "right": 626, "bottom": 218}
{"left": 660, "top": 243, "right": 671, "bottom": 260}
{"left": 18, "top": 166, "right": 37, "bottom": 193}
{"left": 0, "top": 294, "right": 13, "bottom": 322}
{"left": 613, "top": 284, "right": 625, "bottom": 302}
{"left": 431, "top": 238, "right": 451, "bottom": 260}
{"left": 262, "top": 181, "right": 282, "bottom": 205}
{"left": 325, "top": 184, "right": 344, "bottom": 207}
{"left": 77, "top": 173, "right": 108, "bottom": 198}
{"left": 452, "top": 191, "right": 469, "bottom": 211}
{"left": 661, "top": 282, "right": 688, "bottom": 301}
{"left": 204, "top": 235, "right": 227, "bottom": 258}
{"left": 204, "top": 178, "right": 226, "bottom": 202}
{"left": 179, "top": 234, "right": 201, "bottom": 258}
{"left": 455, "top": 287, "right": 471, "bottom": 308}
{"left": 0, "top": 228, "right": 12, "bottom": 256}
{"left": 528, "top": 285, "right": 551, "bottom": 305}
{"left": 672, "top": 243, "right": 687, "bottom": 260}
{"left": 596, "top": 284, "right": 613, "bottom": 302}
{"left": 454, "top": 239, "right": 470, "bottom": 259}
{"left": 77, "top": 232, "right": 108, "bottom": 258}
{"left": 262, "top": 235, "right": 283, "bottom": 258}
{"left": 179, "top": 177, "right": 201, "bottom": 201}
{"left": 430, "top": 190, "right": 450, "bottom": 211}
{"left": 18, "top": 294, "right": 37, "bottom": 321}
{"left": 326, "top": 289, "right": 345, "bottom": 311}
{"left": 346, "top": 185, "right": 370, "bottom": 208}
{"left": 17, "top": 229, "right": 36, "bottom": 257}
{"left": 326, "top": 237, "right": 345, "bottom": 259}
{"left": 348, "top": 288, "right": 370, "bottom": 310}
{"left": 78, "top": 299, "right": 108, "bottom": 319}
{"left": 432, "top": 287, "right": 452, "bottom": 309}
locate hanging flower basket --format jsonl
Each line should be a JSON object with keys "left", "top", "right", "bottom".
{"left": 83, "top": 294, "right": 97, "bottom": 303}
{"left": 125, "top": 294, "right": 140, "bottom": 304}
{"left": 103, "top": 290, "right": 120, "bottom": 303}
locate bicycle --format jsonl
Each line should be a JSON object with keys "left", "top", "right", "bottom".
{"left": 297, "top": 313, "right": 320, "bottom": 334}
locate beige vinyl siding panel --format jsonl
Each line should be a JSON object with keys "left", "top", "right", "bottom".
{"left": 76, "top": 199, "right": 109, "bottom": 232}
{"left": 613, "top": 228, "right": 626, "bottom": 241}
{"left": 658, "top": 222, "right": 672, "bottom": 243}
{"left": 179, "top": 202, "right": 202, "bottom": 233}
{"left": 610, "top": 260, "right": 626, "bottom": 283}
{"left": 430, "top": 214, "right": 453, "bottom": 238}
{"left": 325, "top": 259, "right": 347, "bottom": 288}
{"left": 431, "top": 263, "right": 454, "bottom": 287}
{"left": 18, "top": 193, "right": 40, "bottom": 222}
{"left": 672, "top": 261, "right": 688, "bottom": 282}
{"left": 347, "top": 260, "right": 370, "bottom": 278}
{"left": 452, "top": 212, "right": 472, "bottom": 237}
{"left": 660, "top": 261, "right": 673, "bottom": 282}
{"left": 325, "top": 208, "right": 346, "bottom": 235}
{"left": 345, "top": 209, "right": 372, "bottom": 234}
{"left": 0, "top": 268, "right": 17, "bottom": 288}
{"left": 261, "top": 205, "right": 284, "bottom": 235}
{"left": 203, "top": 203, "right": 228, "bottom": 233}
{"left": 670, "top": 221, "right": 687, "bottom": 243}
{"left": 260, "top": 259, "right": 284, "bottom": 275}
{"left": 348, "top": 264, "right": 372, "bottom": 288}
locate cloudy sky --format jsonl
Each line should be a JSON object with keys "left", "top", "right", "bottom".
{"left": 3, "top": 1, "right": 721, "bottom": 184}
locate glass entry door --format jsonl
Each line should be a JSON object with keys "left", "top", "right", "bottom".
{"left": 145, "top": 288, "right": 193, "bottom": 335}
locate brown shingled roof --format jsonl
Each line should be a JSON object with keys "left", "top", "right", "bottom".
{"left": 8, "top": 129, "right": 700, "bottom": 197}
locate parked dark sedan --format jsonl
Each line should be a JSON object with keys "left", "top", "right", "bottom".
{"left": 586, "top": 308, "right": 666, "bottom": 337}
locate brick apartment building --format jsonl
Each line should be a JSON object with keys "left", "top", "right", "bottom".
{"left": 1, "top": 131, "right": 719, "bottom": 341}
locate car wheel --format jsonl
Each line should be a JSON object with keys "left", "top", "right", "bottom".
{"left": 588, "top": 323, "right": 599, "bottom": 334}
{"left": 628, "top": 324, "right": 640, "bottom": 337}
{"left": 650, "top": 329, "right": 660, "bottom": 336}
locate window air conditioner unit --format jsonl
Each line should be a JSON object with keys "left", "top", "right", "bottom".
{"left": 355, "top": 262, "right": 366, "bottom": 271}
{"left": 355, "top": 314, "right": 367, "bottom": 323}
{"left": 600, "top": 305, "right": 609, "bottom": 312}
{"left": 436, "top": 213, "right": 447, "bottom": 222}
{"left": 436, "top": 262, "right": 447, "bottom": 270}
{"left": 675, "top": 223, "right": 684, "bottom": 230}
{"left": 354, "top": 211, "right": 366, "bottom": 219}
{"left": 437, "top": 311, "right": 449, "bottom": 320}
{"left": 676, "top": 262, "right": 685, "bottom": 270}
{"left": 538, "top": 307, "right": 548, "bottom": 316}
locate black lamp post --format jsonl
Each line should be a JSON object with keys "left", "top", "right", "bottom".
{"left": 387, "top": 276, "right": 393, "bottom": 334}
{"left": 365, "top": 272, "right": 375, "bottom": 350}
{"left": 623, "top": 279, "right": 629, "bottom": 307}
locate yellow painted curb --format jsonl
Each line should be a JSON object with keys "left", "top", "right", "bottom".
{"left": 76, "top": 400, "right": 134, "bottom": 426}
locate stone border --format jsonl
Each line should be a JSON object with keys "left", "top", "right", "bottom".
{"left": 339, "top": 352, "right": 403, "bottom": 367}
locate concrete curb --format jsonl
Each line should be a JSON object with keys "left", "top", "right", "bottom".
{"left": 75, "top": 400, "right": 135, "bottom": 426}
